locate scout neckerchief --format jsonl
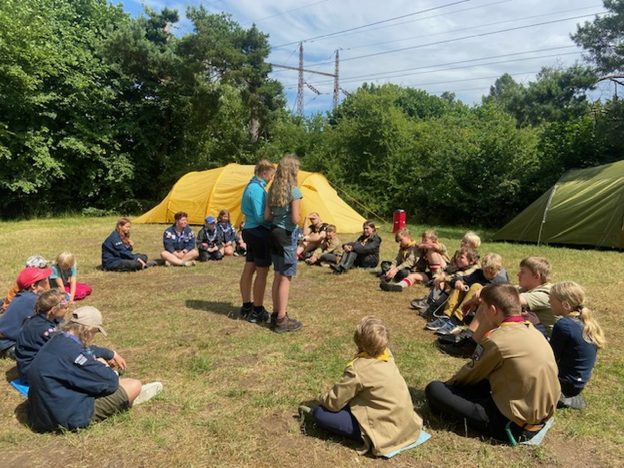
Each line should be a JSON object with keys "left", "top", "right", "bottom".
{"left": 500, "top": 315, "right": 529, "bottom": 325}
{"left": 347, "top": 348, "right": 390, "bottom": 367}
{"left": 400, "top": 240, "right": 417, "bottom": 261}
{"left": 202, "top": 227, "right": 219, "bottom": 245}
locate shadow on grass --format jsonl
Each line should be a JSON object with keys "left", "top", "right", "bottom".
{"left": 185, "top": 299, "right": 241, "bottom": 319}
{"left": 296, "top": 399, "right": 373, "bottom": 456}
{"left": 14, "top": 399, "right": 29, "bottom": 428}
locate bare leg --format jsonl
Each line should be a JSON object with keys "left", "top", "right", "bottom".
{"left": 161, "top": 250, "right": 185, "bottom": 266}
{"left": 252, "top": 266, "right": 269, "bottom": 307}
{"left": 240, "top": 262, "right": 256, "bottom": 303}
{"left": 119, "top": 378, "right": 142, "bottom": 405}
{"left": 273, "top": 272, "right": 292, "bottom": 319}
{"left": 223, "top": 244, "right": 234, "bottom": 256}
{"left": 181, "top": 249, "right": 199, "bottom": 262}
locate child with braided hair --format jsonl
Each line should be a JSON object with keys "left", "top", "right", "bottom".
{"left": 549, "top": 281, "right": 606, "bottom": 410}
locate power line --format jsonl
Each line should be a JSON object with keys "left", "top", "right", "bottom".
{"left": 281, "top": 47, "right": 581, "bottom": 88}
{"left": 302, "top": 11, "right": 604, "bottom": 68}
{"left": 251, "top": 0, "right": 331, "bottom": 23}
{"left": 272, "top": 0, "right": 471, "bottom": 49}
{"left": 339, "top": 5, "right": 605, "bottom": 54}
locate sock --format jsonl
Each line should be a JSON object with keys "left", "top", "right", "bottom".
{"left": 253, "top": 305, "right": 264, "bottom": 312}
{"left": 399, "top": 278, "right": 414, "bottom": 288}
{"left": 242, "top": 301, "right": 252, "bottom": 310}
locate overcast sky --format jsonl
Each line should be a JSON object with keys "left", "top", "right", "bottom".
{"left": 117, "top": 0, "right": 612, "bottom": 115}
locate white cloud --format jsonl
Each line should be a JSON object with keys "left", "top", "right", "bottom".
{"left": 121, "top": 0, "right": 608, "bottom": 114}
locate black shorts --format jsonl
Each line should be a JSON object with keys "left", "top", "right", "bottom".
{"left": 242, "top": 227, "right": 271, "bottom": 267}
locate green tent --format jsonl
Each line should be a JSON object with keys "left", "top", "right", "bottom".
{"left": 494, "top": 160, "right": 624, "bottom": 249}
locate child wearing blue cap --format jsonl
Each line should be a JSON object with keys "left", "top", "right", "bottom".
{"left": 197, "top": 216, "right": 224, "bottom": 261}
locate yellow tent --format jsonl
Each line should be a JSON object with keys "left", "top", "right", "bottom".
{"left": 135, "top": 163, "right": 366, "bottom": 233}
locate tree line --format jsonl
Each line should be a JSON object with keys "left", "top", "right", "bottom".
{"left": 1, "top": 0, "right": 623, "bottom": 226}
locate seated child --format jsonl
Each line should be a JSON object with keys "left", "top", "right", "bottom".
{"left": 516, "top": 257, "right": 554, "bottom": 337}
{"left": 380, "top": 229, "right": 449, "bottom": 292}
{"left": 216, "top": 209, "right": 237, "bottom": 256}
{"left": 426, "top": 284, "right": 560, "bottom": 444}
{"left": 27, "top": 306, "right": 162, "bottom": 432}
{"left": 51, "top": 252, "right": 92, "bottom": 302}
{"left": 305, "top": 224, "right": 342, "bottom": 266}
{"left": 460, "top": 230, "right": 481, "bottom": 252}
{"left": 0, "top": 267, "right": 52, "bottom": 359}
{"left": 1, "top": 256, "right": 49, "bottom": 313}
{"left": 15, "top": 290, "right": 68, "bottom": 382}
{"left": 378, "top": 228, "right": 418, "bottom": 285}
{"left": 549, "top": 281, "right": 605, "bottom": 410}
{"left": 425, "top": 253, "right": 509, "bottom": 335}
{"left": 312, "top": 316, "right": 423, "bottom": 457}
{"left": 411, "top": 247, "right": 480, "bottom": 315}
{"left": 234, "top": 220, "right": 247, "bottom": 256}
{"left": 297, "top": 212, "right": 329, "bottom": 259}
{"left": 197, "top": 216, "right": 224, "bottom": 261}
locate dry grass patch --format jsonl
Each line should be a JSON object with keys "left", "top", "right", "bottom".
{"left": 0, "top": 217, "right": 623, "bottom": 466}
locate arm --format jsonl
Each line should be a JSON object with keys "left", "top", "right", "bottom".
{"left": 65, "top": 354, "right": 120, "bottom": 396}
{"left": 68, "top": 275, "right": 76, "bottom": 302}
{"left": 352, "top": 235, "right": 381, "bottom": 255}
{"left": 290, "top": 198, "right": 301, "bottom": 226}
{"left": 448, "top": 337, "right": 502, "bottom": 386}
{"left": 548, "top": 321, "right": 567, "bottom": 364}
{"left": 318, "top": 365, "right": 362, "bottom": 412}
{"left": 184, "top": 229, "right": 196, "bottom": 251}
{"left": 163, "top": 229, "right": 176, "bottom": 253}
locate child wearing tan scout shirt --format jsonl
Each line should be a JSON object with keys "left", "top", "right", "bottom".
{"left": 426, "top": 284, "right": 560, "bottom": 444}
{"left": 312, "top": 316, "right": 423, "bottom": 457}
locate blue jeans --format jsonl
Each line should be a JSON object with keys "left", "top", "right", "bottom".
{"left": 312, "top": 405, "right": 361, "bottom": 440}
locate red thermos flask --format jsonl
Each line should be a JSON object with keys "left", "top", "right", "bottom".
{"left": 393, "top": 209, "right": 406, "bottom": 233}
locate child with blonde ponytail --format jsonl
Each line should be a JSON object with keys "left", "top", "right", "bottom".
{"left": 549, "top": 281, "right": 605, "bottom": 410}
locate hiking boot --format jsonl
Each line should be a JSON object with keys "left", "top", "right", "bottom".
{"left": 435, "top": 317, "right": 462, "bottom": 335}
{"left": 330, "top": 264, "right": 344, "bottom": 274}
{"left": 247, "top": 306, "right": 270, "bottom": 324}
{"left": 134, "top": 381, "right": 163, "bottom": 406}
{"left": 558, "top": 394, "right": 587, "bottom": 410}
{"left": 380, "top": 281, "right": 404, "bottom": 292}
{"left": 437, "top": 335, "right": 477, "bottom": 358}
{"left": 145, "top": 260, "right": 158, "bottom": 268}
{"left": 425, "top": 317, "right": 450, "bottom": 331}
{"left": 270, "top": 312, "right": 278, "bottom": 328}
{"left": 273, "top": 314, "right": 303, "bottom": 333}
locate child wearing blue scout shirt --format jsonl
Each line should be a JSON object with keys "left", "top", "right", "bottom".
{"left": 549, "top": 281, "right": 605, "bottom": 410}
{"left": 197, "top": 216, "right": 224, "bottom": 261}
{"left": 239, "top": 160, "right": 275, "bottom": 323}
{"left": 27, "top": 306, "right": 162, "bottom": 432}
{"left": 160, "top": 211, "right": 199, "bottom": 267}
{"left": 0, "top": 267, "right": 52, "bottom": 359}
{"left": 15, "top": 290, "right": 68, "bottom": 382}
{"left": 216, "top": 209, "right": 238, "bottom": 256}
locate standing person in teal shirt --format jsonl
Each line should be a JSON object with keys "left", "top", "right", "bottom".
{"left": 239, "top": 160, "right": 276, "bottom": 323}
{"left": 265, "top": 154, "right": 303, "bottom": 333}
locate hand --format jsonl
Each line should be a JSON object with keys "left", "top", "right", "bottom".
{"left": 454, "top": 281, "right": 465, "bottom": 291}
{"left": 96, "top": 357, "right": 110, "bottom": 367}
{"left": 344, "top": 245, "right": 352, "bottom": 252}
{"left": 108, "top": 352, "right": 127, "bottom": 371}
{"left": 385, "top": 267, "right": 397, "bottom": 280}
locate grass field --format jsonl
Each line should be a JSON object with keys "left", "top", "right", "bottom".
{"left": 1, "top": 217, "right": 623, "bottom": 467}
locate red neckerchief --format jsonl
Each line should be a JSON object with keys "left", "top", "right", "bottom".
{"left": 502, "top": 315, "right": 526, "bottom": 323}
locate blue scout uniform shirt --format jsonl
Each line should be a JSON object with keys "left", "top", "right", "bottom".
{"left": 16, "top": 314, "right": 63, "bottom": 382}
{"left": 270, "top": 186, "right": 303, "bottom": 232}
{"left": 101, "top": 230, "right": 137, "bottom": 269}
{"left": 163, "top": 225, "right": 196, "bottom": 252}
{"left": 217, "top": 222, "right": 237, "bottom": 244}
{"left": 241, "top": 176, "right": 269, "bottom": 229}
{"left": 0, "top": 291, "right": 37, "bottom": 351}
{"left": 27, "top": 333, "right": 118, "bottom": 432}
{"left": 550, "top": 316, "right": 598, "bottom": 391}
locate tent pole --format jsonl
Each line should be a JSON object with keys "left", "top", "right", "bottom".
{"left": 537, "top": 184, "right": 558, "bottom": 246}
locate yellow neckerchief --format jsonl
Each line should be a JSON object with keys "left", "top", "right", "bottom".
{"left": 347, "top": 348, "right": 390, "bottom": 367}
{"left": 400, "top": 240, "right": 417, "bottom": 260}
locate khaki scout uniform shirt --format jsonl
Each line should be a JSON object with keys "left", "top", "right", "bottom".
{"left": 313, "top": 236, "right": 342, "bottom": 257}
{"left": 519, "top": 283, "right": 555, "bottom": 330}
{"left": 390, "top": 242, "right": 419, "bottom": 271}
{"left": 319, "top": 350, "right": 423, "bottom": 456}
{"left": 450, "top": 321, "right": 560, "bottom": 426}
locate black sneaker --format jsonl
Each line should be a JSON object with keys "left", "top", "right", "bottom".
{"left": 437, "top": 336, "right": 476, "bottom": 358}
{"left": 247, "top": 306, "right": 270, "bottom": 324}
{"left": 380, "top": 281, "right": 404, "bottom": 292}
{"left": 272, "top": 314, "right": 303, "bottom": 333}
{"left": 239, "top": 304, "right": 252, "bottom": 320}
{"left": 409, "top": 297, "right": 429, "bottom": 310}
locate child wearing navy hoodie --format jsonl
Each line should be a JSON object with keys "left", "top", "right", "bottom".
{"left": 27, "top": 306, "right": 162, "bottom": 432}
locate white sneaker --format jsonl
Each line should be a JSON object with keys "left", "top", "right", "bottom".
{"left": 134, "top": 381, "right": 163, "bottom": 406}
{"left": 164, "top": 260, "right": 171, "bottom": 267}
{"left": 183, "top": 260, "right": 196, "bottom": 267}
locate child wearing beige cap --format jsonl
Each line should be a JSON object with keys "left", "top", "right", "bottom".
{"left": 27, "top": 305, "right": 162, "bottom": 432}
